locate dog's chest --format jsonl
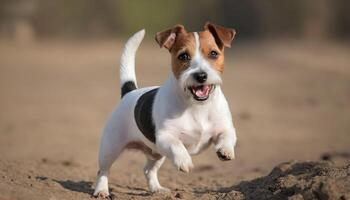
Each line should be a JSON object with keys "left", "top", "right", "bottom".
{"left": 177, "top": 106, "right": 222, "bottom": 154}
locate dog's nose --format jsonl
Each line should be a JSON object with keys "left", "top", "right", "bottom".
{"left": 193, "top": 72, "right": 208, "bottom": 83}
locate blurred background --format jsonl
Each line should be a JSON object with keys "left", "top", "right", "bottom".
{"left": 0, "top": 0, "right": 349, "bottom": 199}
{"left": 0, "top": 0, "right": 350, "bottom": 41}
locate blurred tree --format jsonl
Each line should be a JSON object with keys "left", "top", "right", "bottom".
{"left": 218, "top": 0, "right": 261, "bottom": 39}
{"left": 302, "top": 0, "right": 332, "bottom": 39}
{"left": 179, "top": 0, "right": 221, "bottom": 31}
{"left": 254, "top": 0, "right": 305, "bottom": 38}
{"left": 31, "top": 0, "right": 122, "bottom": 37}
{"left": 331, "top": 0, "right": 350, "bottom": 39}
{"left": 0, "top": 0, "right": 349, "bottom": 40}
{"left": 115, "top": 0, "right": 184, "bottom": 36}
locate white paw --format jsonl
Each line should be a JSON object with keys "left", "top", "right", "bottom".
{"left": 216, "top": 148, "right": 235, "bottom": 161}
{"left": 173, "top": 154, "right": 194, "bottom": 173}
{"left": 94, "top": 173, "right": 109, "bottom": 198}
{"left": 150, "top": 186, "right": 171, "bottom": 193}
{"left": 93, "top": 189, "right": 110, "bottom": 198}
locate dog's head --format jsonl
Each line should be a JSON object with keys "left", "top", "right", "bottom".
{"left": 155, "top": 22, "right": 235, "bottom": 102}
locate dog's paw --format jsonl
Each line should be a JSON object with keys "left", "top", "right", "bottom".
{"left": 173, "top": 155, "right": 194, "bottom": 173}
{"left": 150, "top": 186, "right": 171, "bottom": 193}
{"left": 93, "top": 189, "right": 110, "bottom": 199}
{"left": 216, "top": 148, "right": 235, "bottom": 161}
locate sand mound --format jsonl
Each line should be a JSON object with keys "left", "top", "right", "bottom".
{"left": 212, "top": 161, "right": 350, "bottom": 200}
{"left": 1, "top": 159, "right": 349, "bottom": 199}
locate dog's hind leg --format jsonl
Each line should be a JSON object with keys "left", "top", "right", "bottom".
{"left": 144, "top": 156, "right": 169, "bottom": 193}
{"left": 93, "top": 133, "right": 126, "bottom": 198}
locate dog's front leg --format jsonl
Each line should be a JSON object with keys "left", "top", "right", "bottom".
{"left": 215, "top": 128, "right": 237, "bottom": 161}
{"left": 156, "top": 133, "right": 193, "bottom": 172}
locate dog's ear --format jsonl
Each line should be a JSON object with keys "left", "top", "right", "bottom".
{"left": 155, "top": 24, "right": 186, "bottom": 50}
{"left": 204, "top": 22, "right": 236, "bottom": 49}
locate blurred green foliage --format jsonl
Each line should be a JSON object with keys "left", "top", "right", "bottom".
{"left": 0, "top": 0, "right": 349, "bottom": 39}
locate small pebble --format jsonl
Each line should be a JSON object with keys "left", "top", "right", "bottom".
{"left": 175, "top": 192, "right": 183, "bottom": 199}
{"left": 62, "top": 161, "right": 72, "bottom": 166}
{"left": 321, "top": 153, "right": 331, "bottom": 161}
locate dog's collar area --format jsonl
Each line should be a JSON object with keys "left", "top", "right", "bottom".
{"left": 187, "top": 84, "right": 215, "bottom": 101}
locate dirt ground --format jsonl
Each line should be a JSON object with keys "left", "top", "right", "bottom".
{"left": 0, "top": 38, "right": 349, "bottom": 200}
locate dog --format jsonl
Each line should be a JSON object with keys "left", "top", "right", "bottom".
{"left": 93, "top": 22, "right": 237, "bottom": 198}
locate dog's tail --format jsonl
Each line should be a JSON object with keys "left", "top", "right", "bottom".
{"left": 120, "top": 29, "right": 145, "bottom": 98}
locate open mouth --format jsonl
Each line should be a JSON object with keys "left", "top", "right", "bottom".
{"left": 188, "top": 84, "right": 214, "bottom": 101}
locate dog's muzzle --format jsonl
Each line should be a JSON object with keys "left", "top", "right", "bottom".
{"left": 184, "top": 71, "right": 218, "bottom": 101}
{"left": 193, "top": 71, "right": 207, "bottom": 84}
{"left": 187, "top": 84, "right": 215, "bottom": 101}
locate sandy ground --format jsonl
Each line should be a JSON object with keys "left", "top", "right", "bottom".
{"left": 0, "top": 38, "right": 349, "bottom": 199}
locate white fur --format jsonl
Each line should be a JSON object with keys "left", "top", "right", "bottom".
{"left": 94, "top": 30, "right": 237, "bottom": 197}
{"left": 120, "top": 29, "right": 145, "bottom": 87}
{"left": 179, "top": 32, "right": 222, "bottom": 93}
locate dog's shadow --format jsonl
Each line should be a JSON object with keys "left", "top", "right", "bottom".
{"left": 53, "top": 179, "right": 151, "bottom": 197}
{"left": 53, "top": 179, "right": 94, "bottom": 196}
{"left": 110, "top": 183, "right": 151, "bottom": 197}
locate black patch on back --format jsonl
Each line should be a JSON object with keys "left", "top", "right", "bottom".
{"left": 121, "top": 81, "right": 137, "bottom": 98}
{"left": 134, "top": 88, "right": 159, "bottom": 143}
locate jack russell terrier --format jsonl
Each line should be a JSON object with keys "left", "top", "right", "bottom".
{"left": 94, "top": 22, "right": 237, "bottom": 197}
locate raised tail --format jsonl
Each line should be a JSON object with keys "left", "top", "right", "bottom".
{"left": 120, "top": 29, "right": 145, "bottom": 98}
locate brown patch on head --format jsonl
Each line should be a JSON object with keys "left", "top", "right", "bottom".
{"left": 155, "top": 23, "right": 235, "bottom": 78}
{"left": 200, "top": 22, "right": 236, "bottom": 73}
{"left": 198, "top": 31, "right": 225, "bottom": 73}
{"left": 155, "top": 24, "right": 185, "bottom": 50}
{"left": 204, "top": 22, "right": 236, "bottom": 49}
{"left": 170, "top": 32, "right": 196, "bottom": 78}
{"left": 155, "top": 24, "right": 196, "bottom": 79}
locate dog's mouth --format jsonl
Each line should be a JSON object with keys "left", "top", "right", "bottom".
{"left": 188, "top": 84, "right": 214, "bottom": 101}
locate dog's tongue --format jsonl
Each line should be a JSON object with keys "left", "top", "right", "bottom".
{"left": 193, "top": 85, "right": 210, "bottom": 98}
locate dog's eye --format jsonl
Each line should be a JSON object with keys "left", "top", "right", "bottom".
{"left": 178, "top": 52, "right": 190, "bottom": 61}
{"left": 209, "top": 50, "right": 219, "bottom": 59}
